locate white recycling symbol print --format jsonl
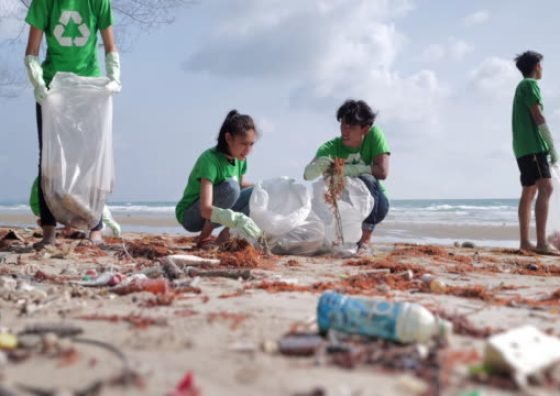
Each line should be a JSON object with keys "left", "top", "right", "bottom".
{"left": 53, "top": 11, "right": 90, "bottom": 47}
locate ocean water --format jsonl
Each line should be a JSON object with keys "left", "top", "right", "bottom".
{"left": 0, "top": 198, "right": 520, "bottom": 247}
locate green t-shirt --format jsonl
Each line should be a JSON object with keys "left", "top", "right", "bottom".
{"left": 25, "top": 0, "right": 114, "bottom": 86}
{"left": 175, "top": 148, "right": 248, "bottom": 223}
{"left": 512, "top": 78, "right": 549, "bottom": 158}
{"left": 30, "top": 177, "right": 40, "bottom": 217}
{"left": 316, "top": 126, "right": 391, "bottom": 191}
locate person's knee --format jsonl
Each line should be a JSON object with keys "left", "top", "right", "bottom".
{"left": 537, "top": 179, "right": 553, "bottom": 198}
{"left": 214, "top": 179, "right": 241, "bottom": 208}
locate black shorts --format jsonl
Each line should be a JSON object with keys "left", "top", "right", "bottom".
{"left": 516, "top": 153, "right": 551, "bottom": 186}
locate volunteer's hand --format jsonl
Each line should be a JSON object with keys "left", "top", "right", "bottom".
{"left": 210, "top": 207, "right": 262, "bottom": 240}
{"left": 551, "top": 149, "right": 558, "bottom": 165}
{"left": 344, "top": 163, "right": 371, "bottom": 177}
{"left": 105, "top": 52, "right": 121, "bottom": 93}
{"left": 24, "top": 55, "right": 48, "bottom": 104}
{"left": 303, "top": 156, "right": 333, "bottom": 180}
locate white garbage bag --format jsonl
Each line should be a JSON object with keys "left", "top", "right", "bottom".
{"left": 250, "top": 177, "right": 311, "bottom": 236}
{"left": 547, "top": 164, "right": 560, "bottom": 249}
{"left": 312, "top": 177, "right": 374, "bottom": 244}
{"left": 267, "top": 211, "right": 328, "bottom": 256}
{"left": 41, "top": 72, "right": 114, "bottom": 230}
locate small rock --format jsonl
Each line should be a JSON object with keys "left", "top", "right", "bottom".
{"left": 461, "top": 241, "right": 476, "bottom": 249}
{"left": 527, "top": 264, "right": 539, "bottom": 271}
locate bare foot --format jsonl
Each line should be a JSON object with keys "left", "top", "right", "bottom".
{"left": 534, "top": 244, "right": 560, "bottom": 255}
{"left": 89, "top": 230, "right": 103, "bottom": 244}
{"left": 519, "top": 242, "right": 536, "bottom": 252}
{"left": 34, "top": 226, "right": 56, "bottom": 250}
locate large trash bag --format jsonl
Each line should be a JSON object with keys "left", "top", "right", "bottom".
{"left": 547, "top": 164, "right": 560, "bottom": 249}
{"left": 312, "top": 177, "right": 374, "bottom": 244}
{"left": 250, "top": 177, "right": 311, "bottom": 236}
{"left": 267, "top": 211, "right": 329, "bottom": 256}
{"left": 41, "top": 73, "right": 114, "bottom": 230}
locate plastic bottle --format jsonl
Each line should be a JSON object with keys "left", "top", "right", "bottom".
{"left": 317, "top": 291, "right": 451, "bottom": 343}
{"left": 111, "top": 278, "right": 169, "bottom": 295}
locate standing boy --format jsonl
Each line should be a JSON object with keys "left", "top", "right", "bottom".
{"left": 512, "top": 51, "right": 557, "bottom": 253}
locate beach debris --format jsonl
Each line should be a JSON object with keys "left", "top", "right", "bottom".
{"left": 77, "top": 313, "right": 168, "bottom": 329}
{"left": 483, "top": 325, "right": 560, "bottom": 387}
{"left": 0, "top": 333, "right": 18, "bottom": 350}
{"left": 277, "top": 332, "right": 325, "bottom": 357}
{"left": 19, "top": 323, "right": 84, "bottom": 338}
{"left": 75, "top": 271, "right": 124, "bottom": 287}
{"left": 170, "top": 371, "right": 201, "bottom": 396}
{"left": 292, "top": 387, "right": 325, "bottom": 396}
{"left": 0, "top": 229, "right": 25, "bottom": 242}
{"left": 207, "top": 311, "right": 249, "bottom": 330}
{"left": 166, "top": 254, "right": 220, "bottom": 267}
{"left": 110, "top": 278, "right": 170, "bottom": 296}
{"left": 461, "top": 241, "right": 476, "bottom": 249}
{"left": 420, "top": 274, "right": 447, "bottom": 294}
{"left": 161, "top": 256, "right": 183, "bottom": 279}
{"left": 324, "top": 158, "right": 346, "bottom": 244}
{"left": 185, "top": 267, "right": 253, "bottom": 280}
{"left": 317, "top": 291, "right": 452, "bottom": 343}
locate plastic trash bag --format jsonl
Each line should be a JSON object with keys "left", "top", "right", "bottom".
{"left": 267, "top": 211, "right": 329, "bottom": 256}
{"left": 41, "top": 73, "right": 114, "bottom": 230}
{"left": 547, "top": 164, "right": 560, "bottom": 249}
{"left": 312, "top": 177, "right": 374, "bottom": 244}
{"left": 250, "top": 177, "right": 311, "bottom": 236}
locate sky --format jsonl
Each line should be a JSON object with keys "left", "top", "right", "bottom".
{"left": 1, "top": 0, "right": 560, "bottom": 202}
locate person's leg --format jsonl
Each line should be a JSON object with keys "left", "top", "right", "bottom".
{"left": 35, "top": 103, "right": 56, "bottom": 247}
{"left": 519, "top": 185, "right": 537, "bottom": 250}
{"left": 535, "top": 177, "right": 554, "bottom": 250}
{"left": 89, "top": 218, "right": 104, "bottom": 243}
{"left": 182, "top": 179, "right": 240, "bottom": 244}
{"left": 358, "top": 175, "right": 390, "bottom": 246}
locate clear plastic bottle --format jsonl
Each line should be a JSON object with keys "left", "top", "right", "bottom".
{"left": 317, "top": 291, "right": 451, "bottom": 343}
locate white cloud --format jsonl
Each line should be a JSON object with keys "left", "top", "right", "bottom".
{"left": 449, "top": 38, "right": 474, "bottom": 60}
{"left": 469, "top": 57, "right": 519, "bottom": 98}
{"left": 420, "top": 38, "right": 474, "bottom": 63}
{"left": 462, "top": 10, "right": 489, "bottom": 27}
{"left": 184, "top": 0, "right": 447, "bottom": 130}
{"left": 0, "top": 0, "right": 26, "bottom": 40}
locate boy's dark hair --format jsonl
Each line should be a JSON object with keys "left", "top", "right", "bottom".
{"left": 336, "top": 99, "right": 376, "bottom": 127}
{"left": 515, "top": 51, "right": 543, "bottom": 77}
{"left": 216, "top": 110, "right": 257, "bottom": 154}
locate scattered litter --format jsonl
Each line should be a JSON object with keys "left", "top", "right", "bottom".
{"left": 317, "top": 291, "right": 452, "bottom": 343}
{"left": 166, "top": 254, "right": 220, "bottom": 267}
{"left": 483, "top": 325, "right": 560, "bottom": 387}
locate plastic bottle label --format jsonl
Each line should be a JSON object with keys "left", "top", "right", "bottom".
{"left": 317, "top": 292, "right": 404, "bottom": 341}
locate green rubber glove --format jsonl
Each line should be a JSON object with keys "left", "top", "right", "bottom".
{"left": 303, "top": 156, "right": 333, "bottom": 180}
{"left": 105, "top": 52, "right": 121, "bottom": 93}
{"left": 210, "top": 207, "right": 262, "bottom": 240}
{"left": 344, "top": 163, "right": 371, "bottom": 177}
{"left": 539, "top": 124, "right": 558, "bottom": 164}
{"left": 24, "top": 55, "right": 48, "bottom": 103}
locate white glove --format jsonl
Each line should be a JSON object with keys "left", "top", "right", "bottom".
{"left": 210, "top": 207, "right": 262, "bottom": 240}
{"left": 344, "top": 163, "right": 371, "bottom": 177}
{"left": 24, "top": 55, "right": 48, "bottom": 103}
{"left": 538, "top": 124, "right": 558, "bottom": 164}
{"left": 303, "top": 156, "right": 333, "bottom": 180}
{"left": 105, "top": 52, "right": 121, "bottom": 93}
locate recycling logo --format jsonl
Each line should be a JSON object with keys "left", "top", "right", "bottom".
{"left": 53, "top": 11, "right": 90, "bottom": 47}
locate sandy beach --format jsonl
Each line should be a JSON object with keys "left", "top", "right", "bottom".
{"left": 1, "top": 225, "right": 560, "bottom": 396}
